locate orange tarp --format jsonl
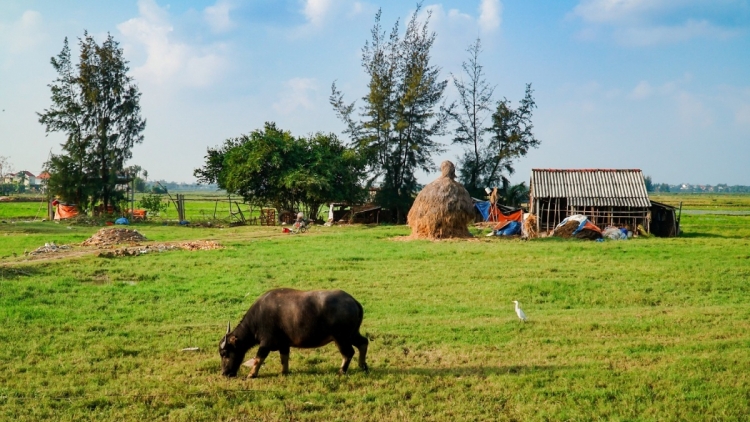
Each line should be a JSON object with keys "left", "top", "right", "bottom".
{"left": 54, "top": 204, "right": 79, "bottom": 220}
{"left": 132, "top": 209, "right": 147, "bottom": 219}
{"left": 493, "top": 209, "right": 524, "bottom": 230}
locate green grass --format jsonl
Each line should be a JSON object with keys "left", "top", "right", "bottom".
{"left": 0, "top": 201, "right": 49, "bottom": 220}
{"left": 1, "top": 199, "right": 750, "bottom": 420}
{"left": 650, "top": 193, "right": 750, "bottom": 210}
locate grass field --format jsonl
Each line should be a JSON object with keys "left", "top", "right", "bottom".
{"left": 1, "top": 196, "right": 750, "bottom": 420}
{"left": 0, "top": 192, "right": 260, "bottom": 222}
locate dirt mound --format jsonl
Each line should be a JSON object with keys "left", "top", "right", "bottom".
{"left": 82, "top": 228, "right": 147, "bottom": 247}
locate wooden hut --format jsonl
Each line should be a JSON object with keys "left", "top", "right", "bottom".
{"left": 529, "top": 169, "right": 671, "bottom": 235}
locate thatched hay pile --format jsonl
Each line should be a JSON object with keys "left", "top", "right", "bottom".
{"left": 407, "top": 161, "right": 475, "bottom": 239}
{"left": 522, "top": 214, "right": 538, "bottom": 239}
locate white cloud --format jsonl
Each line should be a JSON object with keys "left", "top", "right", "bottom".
{"left": 573, "top": 0, "right": 666, "bottom": 24}
{"left": 273, "top": 78, "right": 318, "bottom": 114}
{"left": 0, "top": 10, "right": 45, "bottom": 54}
{"left": 571, "top": 0, "right": 747, "bottom": 45}
{"left": 204, "top": 0, "right": 235, "bottom": 33}
{"left": 117, "top": 0, "right": 226, "bottom": 88}
{"left": 629, "top": 80, "right": 653, "bottom": 99}
{"left": 676, "top": 91, "right": 713, "bottom": 127}
{"left": 615, "top": 19, "right": 740, "bottom": 46}
{"left": 303, "top": 0, "right": 334, "bottom": 26}
{"left": 478, "top": 0, "right": 502, "bottom": 33}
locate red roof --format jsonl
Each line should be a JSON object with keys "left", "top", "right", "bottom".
{"left": 37, "top": 171, "right": 50, "bottom": 179}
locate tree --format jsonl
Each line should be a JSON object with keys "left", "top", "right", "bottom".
{"left": 194, "top": 123, "right": 366, "bottom": 219}
{"left": 644, "top": 175, "right": 653, "bottom": 192}
{"left": 447, "top": 38, "right": 495, "bottom": 197}
{"left": 330, "top": 5, "right": 451, "bottom": 222}
{"left": 0, "top": 156, "right": 12, "bottom": 178}
{"left": 482, "top": 84, "right": 540, "bottom": 190}
{"left": 38, "top": 33, "right": 146, "bottom": 211}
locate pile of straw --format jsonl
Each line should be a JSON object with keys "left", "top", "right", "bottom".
{"left": 407, "top": 161, "right": 475, "bottom": 239}
{"left": 522, "top": 214, "right": 538, "bottom": 239}
{"left": 553, "top": 219, "right": 580, "bottom": 238}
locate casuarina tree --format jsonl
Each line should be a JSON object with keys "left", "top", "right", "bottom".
{"left": 38, "top": 33, "right": 145, "bottom": 211}
{"left": 448, "top": 38, "right": 540, "bottom": 197}
{"left": 330, "top": 5, "right": 451, "bottom": 222}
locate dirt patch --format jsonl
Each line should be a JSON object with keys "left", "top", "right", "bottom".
{"left": 82, "top": 228, "right": 148, "bottom": 246}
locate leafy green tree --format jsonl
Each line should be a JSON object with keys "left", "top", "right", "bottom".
{"left": 194, "top": 123, "right": 365, "bottom": 219}
{"left": 38, "top": 33, "right": 146, "bottom": 211}
{"left": 482, "top": 84, "right": 540, "bottom": 190}
{"left": 330, "top": 6, "right": 450, "bottom": 222}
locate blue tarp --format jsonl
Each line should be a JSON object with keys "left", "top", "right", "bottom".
{"left": 496, "top": 221, "right": 521, "bottom": 236}
{"left": 475, "top": 201, "right": 491, "bottom": 221}
{"left": 114, "top": 217, "right": 129, "bottom": 225}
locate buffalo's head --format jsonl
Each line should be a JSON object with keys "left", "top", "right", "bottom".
{"left": 219, "top": 322, "right": 247, "bottom": 377}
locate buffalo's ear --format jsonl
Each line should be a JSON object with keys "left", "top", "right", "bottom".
{"left": 228, "top": 335, "right": 237, "bottom": 346}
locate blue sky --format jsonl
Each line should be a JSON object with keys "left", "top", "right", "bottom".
{"left": 1, "top": 0, "right": 749, "bottom": 185}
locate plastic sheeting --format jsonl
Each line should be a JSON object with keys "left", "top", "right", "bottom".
{"left": 496, "top": 221, "right": 521, "bottom": 236}
{"left": 54, "top": 204, "right": 79, "bottom": 220}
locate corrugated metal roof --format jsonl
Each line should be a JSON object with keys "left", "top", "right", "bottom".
{"left": 530, "top": 169, "right": 651, "bottom": 208}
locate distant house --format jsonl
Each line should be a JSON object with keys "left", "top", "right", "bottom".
{"left": 529, "top": 168, "right": 678, "bottom": 237}
{"left": 12, "top": 171, "right": 37, "bottom": 187}
{"left": 37, "top": 171, "right": 50, "bottom": 192}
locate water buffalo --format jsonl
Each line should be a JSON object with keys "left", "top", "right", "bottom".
{"left": 219, "top": 288, "right": 369, "bottom": 378}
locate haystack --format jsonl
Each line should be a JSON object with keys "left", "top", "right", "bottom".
{"left": 407, "top": 161, "right": 475, "bottom": 239}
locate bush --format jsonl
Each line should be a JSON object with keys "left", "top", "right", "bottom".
{"left": 138, "top": 194, "right": 167, "bottom": 215}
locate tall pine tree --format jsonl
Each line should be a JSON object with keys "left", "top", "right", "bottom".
{"left": 39, "top": 32, "right": 145, "bottom": 211}
{"left": 331, "top": 5, "right": 450, "bottom": 222}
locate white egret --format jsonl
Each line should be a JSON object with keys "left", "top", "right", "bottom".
{"left": 512, "top": 300, "right": 527, "bottom": 322}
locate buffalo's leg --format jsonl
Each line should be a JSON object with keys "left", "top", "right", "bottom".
{"left": 353, "top": 334, "right": 369, "bottom": 372}
{"left": 279, "top": 346, "right": 290, "bottom": 375}
{"left": 335, "top": 341, "right": 355, "bottom": 375}
{"left": 248, "top": 346, "right": 270, "bottom": 379}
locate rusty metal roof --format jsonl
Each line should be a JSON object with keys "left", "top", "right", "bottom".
{"left": 530, "top": 169, "right": 651, "bottom": 208}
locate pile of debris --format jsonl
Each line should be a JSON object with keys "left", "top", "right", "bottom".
{"left": 29, "top": 242, "right": 71, "bottom": 255}
{"left": 179, "top": 240, "right": 222, "bottom": 251}
{"left": 553, "top": 215, "right": 603, "bottom": 240}
{"left": 97, "top": 240, "right": 222, "bottom": 258}
{"left": 82, "top": 228, "right": 147, "bottom": 247}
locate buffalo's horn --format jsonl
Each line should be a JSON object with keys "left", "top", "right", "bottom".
{"left": 219, "top": 337, "right": 226, "bottom": 350}
{"left": 226, "top": 321, "right": 231, "bottom": 335}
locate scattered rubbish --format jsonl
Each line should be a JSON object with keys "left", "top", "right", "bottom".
{"left": 29, "top": 242, "right": 71, "bottom": 255}
{"left": 637, "top": 224, "right": 651, "bottom": 238}
{"left": 82, "top": 228, "right": 147, "bottom": 247}
{"left": 603, "top": 227, "right": 628, "bottom": 240}
{"left": 181, "top": 347, "right": 200, "bottom": 352}
{"left": 97, "top": 240, "right": 222, "bottom": 258}
{"left": 179, "top": 220, "right": 190, "bottom": 226}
